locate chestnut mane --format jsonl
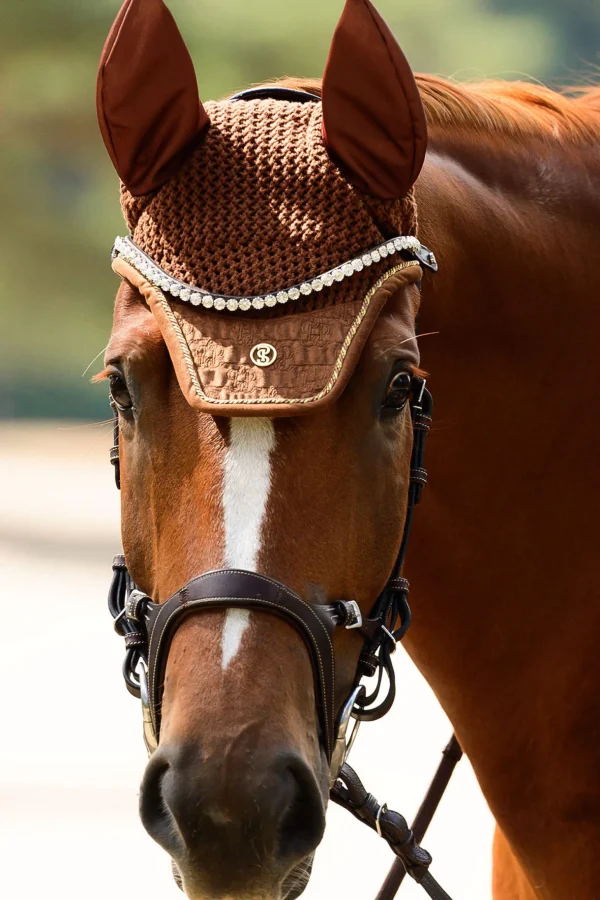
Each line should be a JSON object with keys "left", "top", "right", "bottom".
{"left": 272, "top": 75, "right": 600, "bottom": 146}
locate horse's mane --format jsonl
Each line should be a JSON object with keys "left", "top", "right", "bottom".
{"left": 272, "top": 75, "right": 600, "bottom": 146}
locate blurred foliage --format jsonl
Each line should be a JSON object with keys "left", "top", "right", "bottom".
{"left": 0, "top": 0, "right": 596, "bottom": 418}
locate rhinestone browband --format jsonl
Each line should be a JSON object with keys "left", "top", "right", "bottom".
{"left": 111, "top": 234, "right": 437, "bottom": 313}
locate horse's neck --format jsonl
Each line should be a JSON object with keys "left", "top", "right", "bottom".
{"left": 408, "top": 135, "right": 600, "bottom": 899}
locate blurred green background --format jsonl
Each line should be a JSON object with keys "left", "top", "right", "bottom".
{"left": 1, "top": 0, "right": 598, "bottom": 419}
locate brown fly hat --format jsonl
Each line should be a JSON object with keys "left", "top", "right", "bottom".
{"left": 98, "top": 0, "right": 435, "bottom": 416}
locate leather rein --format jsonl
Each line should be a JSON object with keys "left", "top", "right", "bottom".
{"left": 107, "top": 378, "right": 462, "bottom": 900}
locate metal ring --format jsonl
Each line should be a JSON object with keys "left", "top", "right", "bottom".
{"left": 329, "top": 685, "right": 365, "bottom": 787}
{"left": 344, "top": 715, "right": 361, "bottom": 764}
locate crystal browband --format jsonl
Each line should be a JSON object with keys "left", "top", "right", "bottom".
{"left": 111, "top": 234, "right": 437, "bottom": 313}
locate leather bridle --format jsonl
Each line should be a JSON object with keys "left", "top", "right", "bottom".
{"left": 106, "top": 82, "right": 461, "bottom": 900}
{"left": 108, "top": 378, "right": 462, "bottom": 900}
{"left": 110, "top": 376, "right": 430, "bottom": 749}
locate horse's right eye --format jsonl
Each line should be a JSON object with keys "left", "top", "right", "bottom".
{"left": 109, "top": 371, "right": 133, "bottom": 412}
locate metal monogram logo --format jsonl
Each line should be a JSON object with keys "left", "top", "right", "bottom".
{"left": 250, "top": 343, "right": 278, "bottom": 367}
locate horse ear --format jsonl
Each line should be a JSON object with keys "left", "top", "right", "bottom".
{"left": 321, "top": 0, "right": 427, "bottom": 200}
{"left": 96, "top": 0, "right": 209, "bottom": 196}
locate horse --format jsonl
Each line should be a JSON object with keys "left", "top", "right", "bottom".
{"left": 95, "top": 0, "right": 600, "bottom": 898}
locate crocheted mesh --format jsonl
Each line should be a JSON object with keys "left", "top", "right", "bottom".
{"left": 119, "top": 97, "right": 418, "bottom": 313}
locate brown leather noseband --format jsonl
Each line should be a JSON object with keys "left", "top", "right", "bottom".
{"left": 122, "top": 568, "right": 350, "bottom": 760}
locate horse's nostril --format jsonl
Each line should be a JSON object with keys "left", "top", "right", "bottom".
{"left": 277, "top": 756, "right": 326, "bottom": 862}
{"left": 139, "top": 750, "right": 182, "bottom": 854}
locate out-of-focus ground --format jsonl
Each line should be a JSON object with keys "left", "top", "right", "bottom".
{"left": 0, "top": 422, "right": 495, "bottom": 900}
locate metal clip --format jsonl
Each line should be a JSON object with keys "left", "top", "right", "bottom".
{"left": 380, "top": 625, "right": 397, "bottom": 653}
{"left": 113, "top": 606, "right": 127, "bottom": 633}
{"left": 375, "top": 803, "right": 388, "bottom": 837}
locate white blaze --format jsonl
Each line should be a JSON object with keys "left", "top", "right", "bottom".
{"left": 221, "top": 418, "right": 275, "bottom": 669}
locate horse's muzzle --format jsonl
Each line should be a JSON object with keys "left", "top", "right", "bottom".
{"left": 140, "top": 740, "right": 326, "bottom": 897}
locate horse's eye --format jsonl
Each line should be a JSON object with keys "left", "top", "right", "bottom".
{"left": 109, "top": 371, "right": 133, "bottom": 411}
{"left": 383, "top": 371, "right": 412, "bottom": 413}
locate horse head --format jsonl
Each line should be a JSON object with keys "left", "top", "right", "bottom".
{"left": 97, "top": 1, "right": 435, "bottom": 896}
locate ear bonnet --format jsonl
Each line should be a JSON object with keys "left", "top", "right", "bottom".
{"left": 98, "top": 0, "right": 436, "bottom": 415}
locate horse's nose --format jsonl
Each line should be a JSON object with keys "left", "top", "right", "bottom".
{"left": 139, "top": 742, "right": 326, "bottom": 887}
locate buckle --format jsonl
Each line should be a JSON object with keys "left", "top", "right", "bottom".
{"left": 343, "top": 600, "right": 363, "bottom": 629}
{"left": 125, "top": 589, "right": 148, "bottom": 622}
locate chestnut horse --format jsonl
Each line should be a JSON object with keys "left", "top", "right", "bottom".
{"left": 97, "top": 1, "right": 600, "bottom": 899}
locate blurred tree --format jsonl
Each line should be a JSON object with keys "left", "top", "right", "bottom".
{"left": 1, "top": 0, "right": 594, "bottom": 418}
{"left": 488, "top": 0, "right": 600, "bottom": 82}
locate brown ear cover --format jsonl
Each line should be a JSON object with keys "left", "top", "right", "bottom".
{"left": 96, "top": 0, "right": 209, "bottom": 196}
{"left": 322, "top": 0, "right": 427, "bottom": 199}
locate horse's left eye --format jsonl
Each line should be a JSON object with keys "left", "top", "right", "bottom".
{"left": 383, "top": 371, "right": 412, "bottom": 413}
